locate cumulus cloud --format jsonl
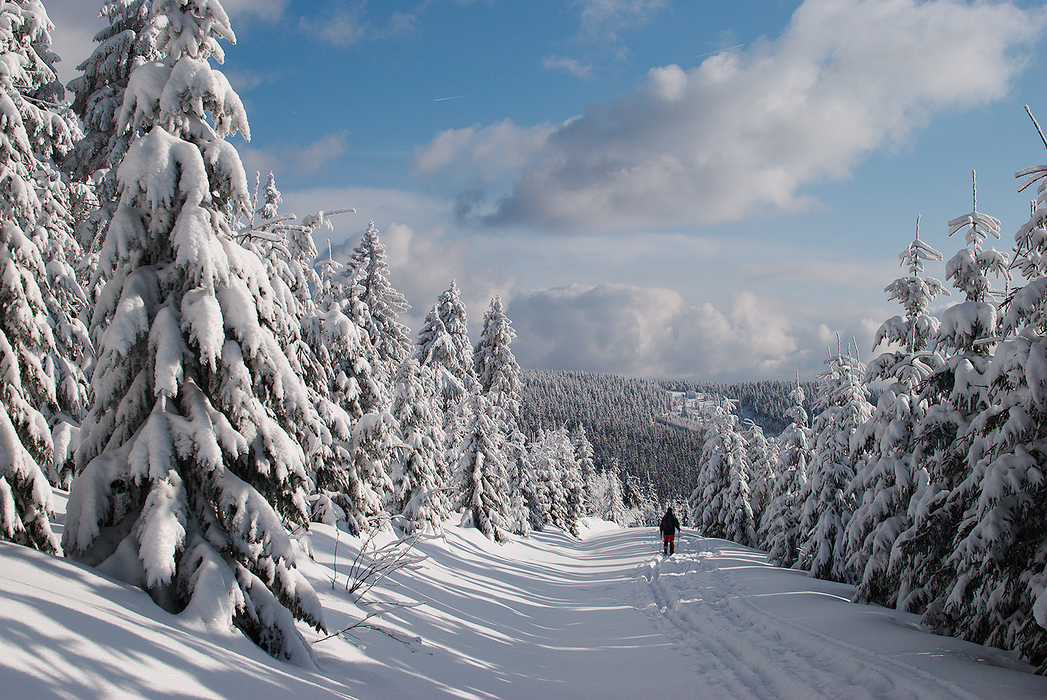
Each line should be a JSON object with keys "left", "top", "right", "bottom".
{"left": 240, "top": 130, "right": 352, "bottom": 182}
{"left": 506, "top": 283, "right": 877, "bottom": 381}
{"left": 416, "top": 0, "right": 1043, "bottom": 232}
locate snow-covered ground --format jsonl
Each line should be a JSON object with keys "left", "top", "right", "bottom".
{"left": 3, "top": 495, "right": 1046, "bottom": 699}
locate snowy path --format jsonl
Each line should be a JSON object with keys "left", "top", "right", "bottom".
{"left": 4, "top": 519, "right": 1047, "bottom": 699}
{"left": 306, "top": 523, "right": 1047, "bottom": 699}
{"left": 637, "top": 533, "right": 1006, "bottom": 700}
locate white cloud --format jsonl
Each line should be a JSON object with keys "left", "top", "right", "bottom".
{"left": 740, "top": 258, "right": 899, "bottom": 289}
{"left": 221, "top": 0, "right": 291, "bottom": 23}
{"left": 417, "top": 0, "right": 1043, "bottom": 232}
{"left": 543, "top": 56, "right": 595, "bottom": 80}
{"left": 45, "top": 0, "right": 107, "bottom": 87}
{"left": 414, "top": 119, "right": 556, "bottom": 187}
{"left": 378, "top": 223, "right": 517, "bottom": 336}
{"left": 505, "top": 283, "right": 878, "bottom": 381}
{"left": 240, "top": 130, "right": 352, "bottom": 181}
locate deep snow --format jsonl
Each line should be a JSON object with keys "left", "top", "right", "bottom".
{"left": 2, "top": 494, "right": 1046, "bottom": 699}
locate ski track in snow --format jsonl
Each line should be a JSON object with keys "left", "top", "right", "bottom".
{"left": 5, "top": 517, "right": 1047, "bottom": 699}
{"left": 636, "top": 533, "right": 983, "bottom": 700}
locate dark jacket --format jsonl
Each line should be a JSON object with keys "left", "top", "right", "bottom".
{"left": 660, "top": 510, "right": 680, "bottom": 535}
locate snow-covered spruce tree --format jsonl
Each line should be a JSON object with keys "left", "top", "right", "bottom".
{"left": 63, "top": 0, "right": 326, "bottom": 665}
{"left": 759, "top": 379, "right": 811, "bottom": 567}
{"left": 473, "top": 295, "right": 535, "bottom": 535}
{"left": 0, "top": 0, "right": 93, "bottom": 549}
{"left": 391, "top": 357, "right": 449, "bottom": 534}
{"left": 572, "top": 424, "right": 598, "bottom": 516}
{"left": 796, "top": 341, "right": 872, "bottom": 583}
{"left": 457, "top": 391, "right": 512, "bottom": 542}
{"left": 925, "top": 136, "right": 1047, "bottom": 670}
{"left": 590, "top": 463, "right": 627, "bottom": 526}
{"left": 347, "top": 219, "right": 412, "bottom": 387}
{"left": 743, "top": 420, "right": 776, "bottom": 528}
{"left": 527, "top": 426, "right": 583, "bottom": 534}
{"left": 894, "top": 172, "right": 1009, "bottom": 614}
{"left": 65, "top": 0, "right": 160, "bottom": 244}
{"left": 417, "top": 280, "right": 478, "bottom": 437}
{"left": 688, "top": 403, "right": 756, "bottom": 547}
{"left": 314, "top": 244, "right": 393, "bottom": 533}
{"left": 236, "top": 187, "right": 369, "bottom": 534}
{"left": 845, "top": 220, "right": 947, "bottom": 607}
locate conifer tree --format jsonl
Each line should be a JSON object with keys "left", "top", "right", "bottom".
{"left": 846, "top": 219, "right": 947, "bottom": 606}
{"left": 743, "top": 420, "right": 776, "bottom": 528}
{"left": 64, "top": 0, "right": 325, "bottom": 665}
{"left": 0, "top": 0, "right": 90, "bottom": 550}
{"left": 418, "top": 279, "right": 478, "bottom": 411}
{"left": 457, "top": 392, "right": 512, "bottom": 542}
{"left": 796, "top": 342, "right": 871, "bottom": 583}
{"left": 391, "top": 357, "right": 449, "bottom": 534}
{"left": 689, "top": 403, "right": 756, "bottom": 546}
{"left": 314, "top": 246, "right": 391, "bottom": 532}
{"left": 572, "top": 424, "right": 598, "bottom": 516}
{"left": 896, "top": 172, "right": 1008, "bottom": 614}
{"left": 347, "top": 219, "right": 412, "bottom": 387}
{"left": 65, "top": 0, "right": 159, "bottom": 198}
{"left": 926, "top": 131, "right": 1047, "bottom": 669}
{"left": 760, "top": 379, "right": 811, "bottom": 567}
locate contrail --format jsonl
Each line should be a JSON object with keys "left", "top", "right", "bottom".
{"left": 433, "top": 94, "right": 468, "bottom": 102}
{"left": 689, "top": 43, "right": 745, "bottom": 61}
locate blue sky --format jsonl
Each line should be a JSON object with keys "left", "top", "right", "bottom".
{"left": 48, "top": 0, "right": 1047, "bottom": 382}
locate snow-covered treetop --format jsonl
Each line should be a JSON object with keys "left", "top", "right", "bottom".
{"left": 947, "top": 171, "right": 1002, "bottom": 250}
{"left": 152, "top": 0, "right": 233, "bottom": 63}
{"left": 876, "top": 217, "right": 947, "bottom": 358}
{"left": 944, "top": 171, "right": 1009, "bottom": 305}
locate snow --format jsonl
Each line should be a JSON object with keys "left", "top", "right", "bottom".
{"left": 4, "top": 494, "right": 1047, "bottom": 699}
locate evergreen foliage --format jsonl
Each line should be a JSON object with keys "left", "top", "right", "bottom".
{"left": 63, "top": 0, "right": 325, "bottom": 665}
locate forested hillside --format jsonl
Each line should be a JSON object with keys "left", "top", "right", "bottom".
{"left": 668, "top": 380, "right": 819, "bottom": 434}
{"left": 518, "top": 370, "right": 806, "bottom": 499}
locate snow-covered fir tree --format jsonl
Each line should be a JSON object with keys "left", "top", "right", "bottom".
{"left": 347, "top": 219, "right": 412, "bottom": 387}
{"left": 504, "top": 427, "right": 536, "bottom": 536}
{"left": 590, "top": 462, "right": 627, "bottom": 526}
{"left": 457, "top": 392, "right": 512, "bottom": 542}
{"left": 688, "top": 402, "right": 756, "bottom": 547}
{"left": 572, "top": 424, "right": 598, "bottom": 516}
{"left": 743, "top": 420, "right": 776, "bottom": 528}
{"left": 65, "top": 0, "right": 160, "bottom": 217}
{"left": 894, "top": 172, "right": 1009, "bottom": 614}
{"left": 924, "top": 143, "right": 1047, "bottom": 670}
{"left": 417, "top": 279, "right": 478, "bottom": 412}
{"left": 846, "top": 219, "right": 947, "bottom": 607}
{"left": 0, "top": 0, "right": 93, "bottom": 550}
{"left": 391, "top": 357, "right": 449, "bottom": 534}
{"left": 529, "top": 426, "right": 584, "bottom": 535}
{"left": 760, "top": 379, "right": 811, "bottom": 567}
{"left": 63, "top": 0, "right": 326, "bottom": 665}
{"left": 473, "top": 295, "right": 534, "bottom": 535}
{"left": 796, "top": 341, "right": 872, "bottom": 583}
{"left": 314, "top": 245, "right": 392, "bottom": 533}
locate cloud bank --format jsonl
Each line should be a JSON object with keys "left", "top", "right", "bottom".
{"left": 506, "top": 283, "right": 882, "bottom": 381}
{"left": 416, "top": 0, "right": 1043, "bottom": 232}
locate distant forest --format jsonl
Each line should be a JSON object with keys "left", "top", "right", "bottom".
{"left": 518, "top": 370, "right": 816, "bottom": 499}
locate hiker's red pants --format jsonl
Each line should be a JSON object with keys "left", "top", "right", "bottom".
{"left": 663, "top": 533, "right": 674, "bottom": 552}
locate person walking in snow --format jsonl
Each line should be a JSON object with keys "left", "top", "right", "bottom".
{"left": 660, "top": 506, "right": 681, "bottom": 555}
